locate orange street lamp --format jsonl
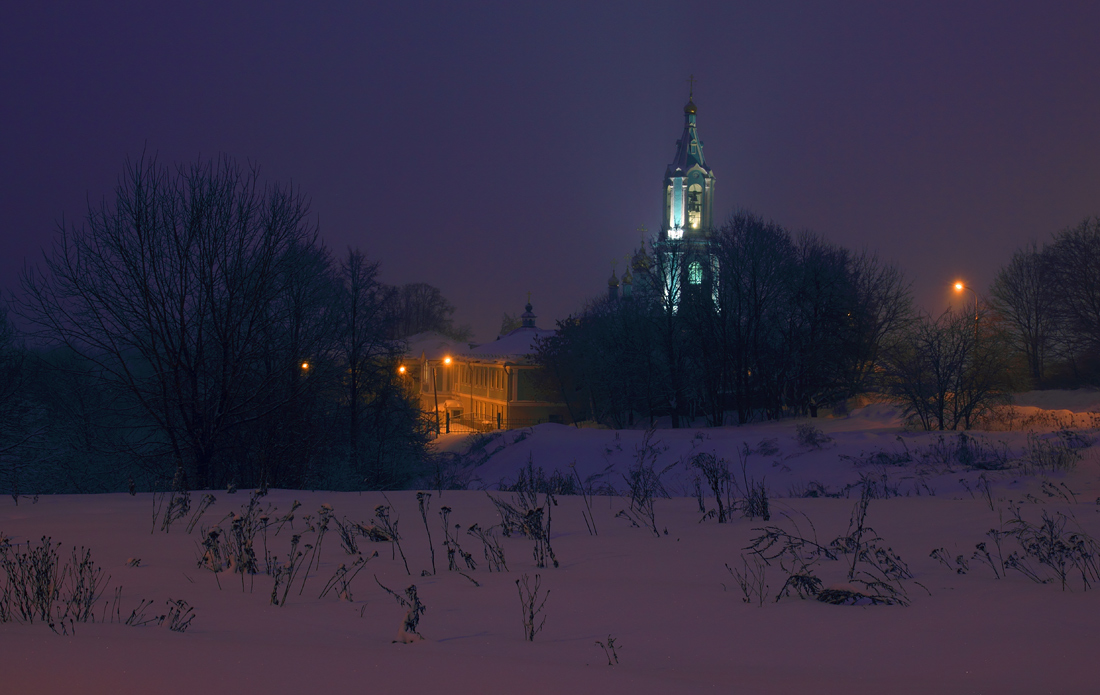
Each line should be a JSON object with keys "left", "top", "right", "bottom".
{"left": 300, "top": 361, "right": 310, "bottom": 371}
{"left": 433, "top": 356, "right": 453, "bottom": 435}
{"left": 397, "top": 364, "right": 410, "bottom": 400}
{"left": 953, "top": 281, "right": 979, "bottom": 340}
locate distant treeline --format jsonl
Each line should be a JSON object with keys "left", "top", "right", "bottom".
{"left": 3, "top": 158, "right": 1099, "bottom": 497}
{"left": 0, "top": 155, "right": 465, "bottom": 495}
{"left": 991, "top": 217, "right": 1100, "bottom": 389}
{"left": 536, "top": 212, "right": 913, "bottom": 428}
{"left": 537, "top": 212, "right": 1100, "bottom": 431}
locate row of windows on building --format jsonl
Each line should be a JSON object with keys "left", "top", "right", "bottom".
{"left": 419, "top": 363, "right": 507, "bottom": 393}
{"left": 469, "top": 400, "right": 505, "bottom": 422}
{"left": 456, "top": 365, "right": 506, "bottom": 390}
{"left": 419, "top": 361, "right": 546, "bottom": 404}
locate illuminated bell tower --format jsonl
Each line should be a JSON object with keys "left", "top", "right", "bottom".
{"left": 660, "top": 86, "right": 715, "bottom": 241}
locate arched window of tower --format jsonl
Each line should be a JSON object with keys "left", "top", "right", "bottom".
{"left": 687, "top": 184, "right": 702, "bottom": 229}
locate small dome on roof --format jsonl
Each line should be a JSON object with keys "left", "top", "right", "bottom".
{"left": 521, "top": 300, "right": 537, "bottom": 328}
{"left": 684, "top": 99, "right": 696, "bottom": 115}
{"left": 608, "top": 269, "right": 619, "bottom": 287}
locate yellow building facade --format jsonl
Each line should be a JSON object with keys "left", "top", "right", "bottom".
{"left": 406, "top": 303, "right": 571, "bottom": 433}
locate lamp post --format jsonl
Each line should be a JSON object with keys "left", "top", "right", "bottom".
{"left": 467, "top": 361, "right": 475, "bottom": 432}
{"left": 431, "top": 357, "right": 450, "bottom": 436}
{"left": 953, "top": 281, "right": 979, "bottom": 341}
{"left": 430, "top": 364, "right": 440, "bottom": 435}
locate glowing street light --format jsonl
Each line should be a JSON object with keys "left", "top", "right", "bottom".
{"left": 398, "top": 365, "right": 406, "bottom": 375}
{"left": 433, "top": 356, "right": 453, "bottom": 435}
{"left": 953, "top": 280, "right": 979, "bottom": 340}
{"left": 300, "top": 361, "right": 310, "bottom": 371}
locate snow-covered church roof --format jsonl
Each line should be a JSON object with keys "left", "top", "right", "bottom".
{"left": 466, "top": 325, "right": 555, "bottom": 362}
{"left": 405, "top": 303, "right": 555, "bottom": 363}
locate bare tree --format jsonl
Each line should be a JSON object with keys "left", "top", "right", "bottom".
{"left": 712, "top": 212, "right": 795, "bottom": 423}
{"left": 645, "top": 237, "right": 694, "bottom": 427}
{"left": 839, "top": 250, "right": 913, "bottom": 395}
{"left": 1046, "top": 218, "right": 1100, "bottom": 366}
{"left": 883, "top": 309, "right": 1009, "bottom": 430}
{"left": 19, "top": 155, "right": 317, "bottom": 488}
{"left": 990, "top": 241, "right": 1056, "bottom": 388}
{"left": 240, "top": 241, "right": 341, "bottom": 488}
{"left": 389, "top": 282, "right": 470, "bottom": 341}
{"left": 780, "top": 232, "right": 853, "bottom": 417}
{"left": 335, "top": 248, "right": 421, "bottom": 487}
{"left": 499, "top": 312, "right": 522, "bottom": 336}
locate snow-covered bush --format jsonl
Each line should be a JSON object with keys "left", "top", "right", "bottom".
{"left": 939, "top": 507, "right": 1100, "bottom": 592}
{"left": 912, "top": 432, "right": 1011, "bottom": 471}
{"left": 0, "top": 535, "right": 112, "bottom": 630}
{"left": 795, "top": 423, "right": 832, "bottom": 449}
{"left": 1006, "top": 509, "right": 1100, "bottom": 591}
{"left": 516, "top": 573, "right": 548, "bottom": 641}
{"left": 488, "top": 485, "right": 558, "bottom": 569}
{"left": 1019, "top": 430, "right": 1090, "bottom": 473}
{"left": 744, "top": 486, "right": 917, "bottom": 606}
{"left": 732, "top": 444, "right": 769, "bottom": 521}
{"left": 689, "top": 452, "right": 732, "bottom": 523}
{"left": 375, "top": 577, "right": 426, "bottom": 643}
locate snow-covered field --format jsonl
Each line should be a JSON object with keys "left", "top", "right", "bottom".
{"left": 3, "top": 392, "right": 1100, "bottom": 694}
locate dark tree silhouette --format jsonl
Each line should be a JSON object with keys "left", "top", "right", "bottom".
{"left": 882, "top": 309, "right": 1009, "bottom": 430}
{"left": 1047, "top": 218, "right": 1100, "bottom": 363}
{"left": 389, "top": 282, "right": 470, "bottom": 341}
{"left": 20, "top": 155, "right": 317, "bottom": 488}
{"left": 990, "top": 241, "right": 1056, "bottom": 388}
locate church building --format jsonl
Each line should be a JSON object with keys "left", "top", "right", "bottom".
{"left": 408, "top": 301, "right": 570, "bottom": 434}
{"left": 610, "top": 87, "right": 719, "bottom": 309}
{"left": 662, "top": 92, "right": 716, "bottom": 242}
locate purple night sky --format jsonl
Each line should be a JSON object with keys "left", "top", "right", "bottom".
{"left": 2, "top": 1, "right": 1099, "bottom": 341}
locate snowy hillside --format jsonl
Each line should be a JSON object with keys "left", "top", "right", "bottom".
{"left": 2, "top": 394, "right": 1100, "bottom": 694}
{"left": 436, "top": 399, "right": 1100, "bottom": 502}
